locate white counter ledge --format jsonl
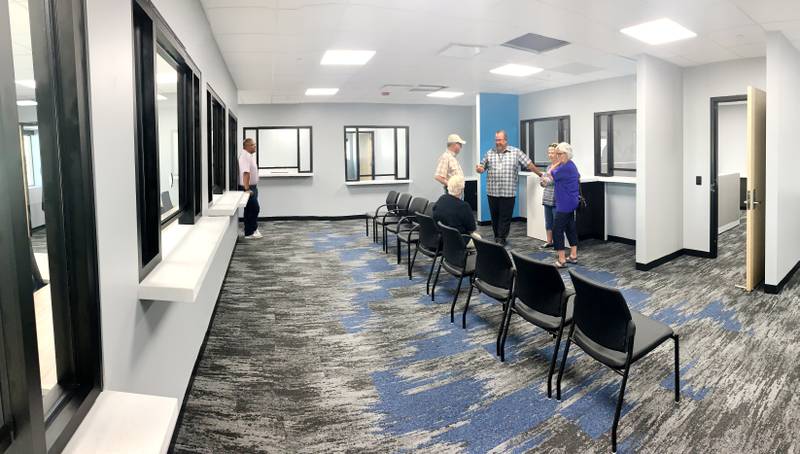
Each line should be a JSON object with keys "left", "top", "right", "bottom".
{"left": 208, "top": 191, "right": 249, "bottom": 216}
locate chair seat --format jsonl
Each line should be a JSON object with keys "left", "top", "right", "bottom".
{"left": 474, "top": 279, "right": 511, "bottom": 301}
{"left": 442, "top": 253, "right": 475, "bottom": 277}
{"left": 418, "top": 242, "right": 440, "bottom": 258}
{"left": 398, "top": 230, "right": 419, "bottom": 244}
{"left": 387, "top": 222, "right": 415, "bottom": 234}
{"left": 574, "top": 310, "right": 674, "bottom": 369}
{"left": 376, "top": 215, "right": 401, "bottom": 226}
{"left": 514, "top": 292, "right": 574, "bottom": 331}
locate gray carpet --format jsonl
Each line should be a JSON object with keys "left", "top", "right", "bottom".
{"left": 171, "top": 219, "right": 800, "bottom": 453}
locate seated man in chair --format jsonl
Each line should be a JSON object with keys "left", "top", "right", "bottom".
{"left": 433, "top": 175, "right": 481, "bottom": 248}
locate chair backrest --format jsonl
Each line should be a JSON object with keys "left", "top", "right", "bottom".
{"left": 438, "top": 221, "right": 467, "bottom": 268}
{"left": 160, "top": 191, "right": 173, "bottom": 214}
{"left": 511, "top": 252, "right": 566, "bottom": 318}
{"left": 415, "top": 213, "right": 441, "bottom": 251}
{"left": 395, "top": 193, "right": 412, "bottom": 215}
{"left": 407, "top": 197, "right": 428, "bottom": 219}
{"left": 423, "top": 202, "right": 434, "bottom": 217}
{"left": 385, "top": 190, "right": 399, "bottom": 210}
{"left": 569, "top": 270, "right": 633, "bottom": 353}
{"left": 473, "top": 237, "right": 514, "bottom": 290}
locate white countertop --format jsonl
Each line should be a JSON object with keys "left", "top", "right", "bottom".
{"left": 138, "top": 216, "right": 230, "bottom": 303}
{"left": 63, "top": 390, "right": 179, "bottom": 454}
{"left": 519, "top": 172, "right": 636, "bottom": 185}
{"left": 208, "top": 191, "right": 249, "bottom": 216}
{"left": 346, "top": 179, "right": 413, "bottom": 186}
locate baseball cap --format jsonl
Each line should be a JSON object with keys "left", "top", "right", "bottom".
{"left": 447, "top": 133, "right": 466, "bottom": 145}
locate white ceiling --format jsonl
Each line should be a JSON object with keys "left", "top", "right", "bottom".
{"left": 201, "top": 0, "right": 800, "bottom": 105}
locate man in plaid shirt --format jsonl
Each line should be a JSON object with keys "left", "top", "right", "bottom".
{"left": 476, "top": 130, "right": 543, "bottom": 246}
{"left": 434, "top": 133, "right": 467, "bottom": 192}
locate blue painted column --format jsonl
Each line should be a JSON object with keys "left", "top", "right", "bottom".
{"left": 477, "top": 93, "right": 520, "bottom": 222}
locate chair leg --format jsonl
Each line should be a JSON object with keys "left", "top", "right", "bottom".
{"left": 497, "top": 298, "right": 514, "bottom": 362}
{"left": 431, "top": 260, "right": 443, "bottom": 301}
{"left": 449, "top": 276, "right": 464, "bottom": 324}
{"left": 426, "top": 255, "right": 437, "bottom": 295}
{"left": 365, "top": 217, "right": 369, "bottom": 237}
{"left": 673, "top": 334, "right": 680, "bottom": 402}
{"left": 396, "top": 236, "right": 401, "bottom": 264}
{"left": 382, "top": 225, "right": 387, "bottom": 252}
{"left": 461, "top": 280, "right": 475, "bottom": 327}
{"left": 373, "top": 219, "right": 378, "bottom": 243}
{"left": 547, "top": 325, "right": 565, "bottom": 398}
{"left": 556, "top": 325, "right": 575, "bottom": 400}
{"left": 612, "top": 364, "right": 631, "bottom": 453}
{"left": 409, "top": 243, "right": 419, "bottom": 280}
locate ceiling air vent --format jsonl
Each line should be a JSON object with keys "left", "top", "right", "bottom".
{"left": 438, "top": 43, "right": 484, "bottom": 58}
{"left": 502, "top": 33, "right": 570, "bottom": 54}
{"left": 409, "top": 84, "right": 446, "bottom": 93}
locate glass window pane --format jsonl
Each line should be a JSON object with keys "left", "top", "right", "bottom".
{"left": 396, "top": 128, "right": 408, "bottom": 179}
{"left": 599, "top": 115, "right": 609, "bottom": 174}
{"left": 298, "top": 128, "right": 311, "bottom": 172}
{"left": 358, "top": 132, "right": 373, "bottom": 180}
{"left": 258, "top": 129, "right": 298, "bottom": 168}
{"left": 10, "top": 0, "right": 59, "bottom": 411}
{"left": 533, "top": 119, "right": 558, "bottom": 164}
{"left": 372, "top": 128, "right": 395, "bottom": 176}
{"left": 345, "top": 131, "right": 357, "bottom": 180}
{"left": 156, "top": 51, "right": 179, "bottom": 220}
{"left": 613, "top": 113, "right": 636, "bottom": 170}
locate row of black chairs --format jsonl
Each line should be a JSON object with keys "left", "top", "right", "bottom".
{"left": 365, "top": 191, "right": 680, "bottom": 452}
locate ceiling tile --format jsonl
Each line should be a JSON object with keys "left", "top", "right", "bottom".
{"left": 729, "top": 0, "right": 800, "bottom": 24}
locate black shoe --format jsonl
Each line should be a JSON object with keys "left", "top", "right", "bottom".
{"left": 498, "top": 238, "right": 507, "bottom": 246}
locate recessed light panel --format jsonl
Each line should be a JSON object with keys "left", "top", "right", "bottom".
{"left": 305, "top": 88, "right": 339, "bottom": 96}
{"left": 320, "top": 50, "right": 375, "bottom": 66}
{"left": 438, "top": 43, "right": 484, "bottom": 58}
{"left": 157, "top": 94, "right": 168, "bottom": 101}
{"left": 17, "top": 100, "right": 37, "bottom": 106}
{"left": 15, "top": 79, "right": 36, "bottom": 89}
{"left": 427, "top": 91, "right": 464, "bottom": 99}
{"left": 620, "top": 18, "right": 697, "bottom": 45}
{"left": 489, "top": 64, "right": 543, "bottom": 77}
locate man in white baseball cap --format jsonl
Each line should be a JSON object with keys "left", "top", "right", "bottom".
{"left": 434, "top": 133, "right": 467, "bottom": 192}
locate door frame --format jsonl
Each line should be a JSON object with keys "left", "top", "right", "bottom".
{"left": 709, "top": 94, "right": 747, "bottom": 258}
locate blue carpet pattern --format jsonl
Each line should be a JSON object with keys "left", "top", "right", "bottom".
{"left": 171, "top": 220, "right": 799, "bottom": 453}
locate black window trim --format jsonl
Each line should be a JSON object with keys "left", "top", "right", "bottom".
{"left": 227, "top": 112, "right": 238, "bottom": 190}
{"left": 594, "top": 109, "right": 637, "bottom": 177}
{"left": 243, "top": 125, "right": 314, "bottom": 173}
{"left": 133, "top": 0, "right": 203, "bottom": 279}
{"left": 520, "top": 115, "right": 571, "bottom": 167}
{"left": 0, "top": 0, "right": 102, "bottom": 451}
{"left": 343, "top": 125, "right": 410, "bottom": 182}
{"left": 206, "top": 85, "right": 226, "bottom": 201}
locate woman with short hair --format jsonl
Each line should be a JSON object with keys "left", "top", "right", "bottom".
{"left": 539, "top": 143, "right": 559, "bottom": 248}
{"left": 549, "top": 142, "right": 580, "bottom": 268}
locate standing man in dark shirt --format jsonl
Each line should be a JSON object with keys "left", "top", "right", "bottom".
{"left": 433, "top": 175, "right": 481, "bottom": 247}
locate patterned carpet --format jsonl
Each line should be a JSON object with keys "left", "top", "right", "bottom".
{"left": 171, "top": 219, "right": 800, "bottom": 453}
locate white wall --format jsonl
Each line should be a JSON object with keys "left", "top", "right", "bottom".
{"left": 518, "top": 76, "right": 636, "bottom": 176}
{"left": 636, "top": 55, "right": 684, "bottom": 264}
{"left": 682, "top": 58, "right": 765, "bottom": 252}
{"left": 86, "top": 0, "right": 239, "bottom": 401}
{"left": 238, "top": 103, "right": 474, "bottom": 217}
{"left": 718, "top": 103, "right": 747, "bottom": 176}
{"left": 765, "top": 32, "right": 800, "bottom": 287}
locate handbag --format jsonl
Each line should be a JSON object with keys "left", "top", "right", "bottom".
{"left": 577, "top": 182, "right": 588, "bottom": 211}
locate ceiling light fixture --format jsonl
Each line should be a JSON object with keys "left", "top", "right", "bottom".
{"left": 16, "top": 100, "right": 37, "bottom": 106}
{"left": 320, "top": 50, "right": 375, "bottom": 66}
{"left": 489, "top": 64, "right": 543, "bottom": 77}
{"left": 427, "top": 91, "right": 464, "bottom": 99}
{"left": 620, "top": 18, "right": 697, "bottom": 45}
{"left": 305, "top": 88, "right": 339, "bottom": 96}
{"left": 15, "top": 79, "right": 36, "bottom": 89}
{"left": 157, "top": 94, "right": 168, "bottom": 101}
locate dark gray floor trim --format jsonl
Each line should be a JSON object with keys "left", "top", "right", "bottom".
{"left": 636, "top": 248, "right": 715, "bottom": 271}
{"left": 607, "top": 235, "right": 635, "bottom": 246}
{"left": 477, "top": 217, "right": 526, "bottom": 226}
{"left": 246, "top": 215, "right": 367, "bottom": 222}
{"left": 764, "top": 260, "right": 800, "bottom": 294}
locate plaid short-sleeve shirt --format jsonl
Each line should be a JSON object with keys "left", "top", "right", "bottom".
{"left": 480, "top": 146, "right": 531, "bottom": 197}
{"left": 434, "top": 150, "right": 464, "bottom": 181}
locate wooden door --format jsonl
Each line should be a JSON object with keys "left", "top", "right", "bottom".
{"left": 745, "top": 86, "right": 766, "bottom": 291}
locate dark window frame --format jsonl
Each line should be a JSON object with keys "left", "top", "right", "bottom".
{"left": 133, "top": 0, "right": 203, "bottom": 279}
{"left": 228, "top": 112, "right": 238, "bottom": 189}
{"left": 343, "top": 125, "right": 409, "bottom": 182}
{"left": 243, "top": 125, "right": 314, "bottom": 173}
{"left": 0, "top": 0, "right": 102, "bottom": 451}
{"left": 206, "top": 86, "right": 226, "bottom": 201}
{"left": 520, "top": 115, "right": 571, "bottom": 167}
{"left": 594, "top": 109, "right": 637, "bottom": 177}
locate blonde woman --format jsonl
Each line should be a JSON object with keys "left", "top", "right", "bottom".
{"left": 539, "top": 143, "right": 559, "bottom": 248}
{"left": 549, "top": 142, "right": 580, "bottom": 268}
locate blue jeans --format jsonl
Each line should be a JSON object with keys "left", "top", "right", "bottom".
{"left": 239, "top": 185, "right": 260, "bottom": 235}
{"left": 543, "top": 204, "right": 555, "bottom": 231}
{"left": 553, "top": 210, "right": 577, "bottom": 251}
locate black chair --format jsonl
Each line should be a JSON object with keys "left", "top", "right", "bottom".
{"left": 366, "top": 190, "right": 399, "bottom": 242}
{"left": 506, "top": 252, "right": 574, "bottom": 396}
{"left": 410, "top": 212, "right": 441, "bottom": 287}
{"left": 388, "top": 197, "right": 428, "bottom": 265}
{"left": 432, "top": 222, "right": 475, "bottom": 321}
{"left": 376, "top": 192, "right": 412, "bottom": 252}
{"left": 462, "top": 237, "right": 515, "bottom": 361}
{"left": 557, "top": 270, "right": 680, "bottom": 453}
{"left": 160, "top": 191, "right": 173, "bottom": 215}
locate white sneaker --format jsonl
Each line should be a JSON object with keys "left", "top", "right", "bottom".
{"left": 246, "top": 229, "right": 263, "bottom": 239}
